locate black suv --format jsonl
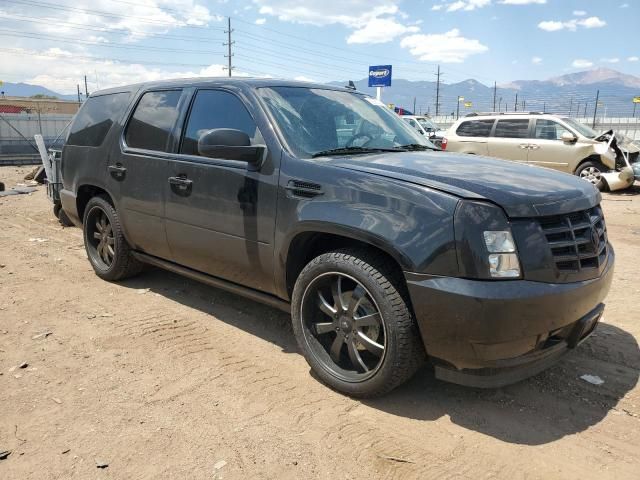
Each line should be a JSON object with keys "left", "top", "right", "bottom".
{"left": 60, "top": 79, "right": 613, "bottom": 397}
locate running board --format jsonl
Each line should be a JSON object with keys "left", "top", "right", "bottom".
{"left": 131, "top": 251, "right": 291, "bottom": 313}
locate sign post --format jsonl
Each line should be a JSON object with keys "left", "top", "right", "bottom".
{"left": 368, "top": 65, "right": 392, "bottom": 102}
{"left": 633, "top": 96, "right": 640, "bottom": 118}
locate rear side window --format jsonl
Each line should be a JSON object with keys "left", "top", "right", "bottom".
{"left": 67, "top": 92, "right": 130, "bottom": 147}
{"left": 456, "top": 119, "right": 495, "bottom": 137}
{"left": 180, "top": 90, "right": 262, "bottom": 156}
{"left": 493, "top": 119, "right": 530, "bottom": 138}
{"left": 125, "top": 90, "right": 182, "bottom": 152}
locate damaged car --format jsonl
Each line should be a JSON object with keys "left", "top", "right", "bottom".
{"left": 443, "top": 112, "right": 639, "bottom": 191}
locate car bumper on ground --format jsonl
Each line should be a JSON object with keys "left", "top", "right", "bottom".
{"left": 404, "top": 248, "right": 614, "bottom": 388}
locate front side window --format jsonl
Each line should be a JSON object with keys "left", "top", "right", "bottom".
{"left": 180, "top": 90, "right": 263, "bottom": 156}
{"left": 456, "top": 119, "right": 495, "bottom": 137}
{"left": 416, "top": 117, "right": 437, "bottom": 131}
{"left": 493, "top": 119, "right": 530, "bottom": 139}
{"left": 257, "top": 87, "right": 432, "bottom": 158}
{"left": 67, "top": 92, "right": 130, "bottom": 147}
{"left": 534, "top": 119, "right": 569, "bottom": 140}
{"left": 125, "top": 90, "right": 182, "bottom": 152}
{"left": 560, "top": 117, "right": 597, "bottom": 139}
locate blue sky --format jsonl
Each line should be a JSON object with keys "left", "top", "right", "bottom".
{"left": 0, "top": 0, "right": 638, "bottom": 94}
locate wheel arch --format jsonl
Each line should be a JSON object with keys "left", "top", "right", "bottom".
{"left": 76, "top": 184, "right": 116, "bottom": 223}
{"left": 282, "top": 225, "right": 410, "bottom": 300}
{"left": 573, "top": 154, "right": 608, "bottom": 174}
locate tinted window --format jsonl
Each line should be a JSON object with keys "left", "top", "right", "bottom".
{"left": 125, "top": 90, "right": 181, "bottom": 152}
{"left": 534, "top": 119, "right": 569, "bottom": 140}
{"left": 493, "top": 119, "right": 530, "bottom": 138}
{"left": 456, "top": 119, "right": 495, "bottom": 137}
{"left": 180, "top": 90, "right": 263, "bottom": 156}
{"left": 67, "top": 92, "right": 130, "bottom": 147}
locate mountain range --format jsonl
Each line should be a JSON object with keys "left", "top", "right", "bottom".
{"left": 2, "top": 68, "right": 639, "bottom": 116}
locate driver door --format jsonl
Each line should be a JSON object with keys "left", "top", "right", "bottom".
{"left": 527, "top": 119, "right": 575, "bottom": 173}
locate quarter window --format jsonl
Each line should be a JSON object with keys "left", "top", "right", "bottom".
{"left": 456, "top": 120, "right": 495, "bottom": 137}
{"left": 534, "top": 119, "right": 569, "bottom": 140}
{"left": 125, "top": 90, "right": 182, "bottom": 152}
{"left": 493, "top": 119, "right": 530, "bottom": 138}
{"left": 67, "top": 92, "right": 130, "bottom": 147}
{"left": 180, "top": 90, "right": 263, "bottom": 156}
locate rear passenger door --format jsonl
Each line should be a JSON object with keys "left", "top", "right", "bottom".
{"left": 164, "top": 89, "right": 279, "bottom": 294}
{"left": 487, "top": 118, "right": 532, "bottom": 163}
{"left": 112, "top": 89, "right": 186, "bottom": 260}
{"left": 451, "top": 119, "right": 494, "bottom": 155}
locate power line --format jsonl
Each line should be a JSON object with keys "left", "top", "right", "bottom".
{"left": 0, "top": 29, "right": 224, "bottom": 54}
{"left": 2, "top": 0, "right": 226, "bottom": 31}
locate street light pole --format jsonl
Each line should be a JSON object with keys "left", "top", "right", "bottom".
{"left": 456, "top": 96, "right": 463, "bottom": 120}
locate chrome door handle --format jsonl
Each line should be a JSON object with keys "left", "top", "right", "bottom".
{"left": 529, "top": 144, "right": 540, "bottom": 150}
{"left": 168, "top": 176, "right": 193, "bottom": 192}
{"left": 519, "top": 144, "right": 529, "bottom": 149}
{"left": 108, "top": 164, "right": 127, "bottom": 180}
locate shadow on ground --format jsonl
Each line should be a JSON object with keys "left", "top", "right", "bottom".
{"left": 119, "top": 267, "right": 639, "bottom": 446}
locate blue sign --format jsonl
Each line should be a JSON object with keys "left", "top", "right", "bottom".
{"left": 368, "top": 65, "right": 392, "bottom": 87}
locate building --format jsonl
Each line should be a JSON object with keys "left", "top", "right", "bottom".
{"left": 0, "top": 96, "right": 80, "bottom": 115}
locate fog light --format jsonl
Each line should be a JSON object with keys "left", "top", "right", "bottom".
{"left": 488, "top": 253, "right": 520, "bottom": 278}
{"left": 483, "top": 231, "right": 516, "bottom": 253}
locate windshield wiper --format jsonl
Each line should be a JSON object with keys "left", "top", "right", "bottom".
{"left": 398, "top": 143, "right": 439, "bottom": 151}
{"left": 311, "top": 146, "right": 404, "bottom": 158}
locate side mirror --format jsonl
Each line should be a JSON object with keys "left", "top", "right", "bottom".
{"left": 197, "top": 128, "right": 265, "bottom": 164}
{"left": 561, "top": 131, "right": 577, "bottom": 143}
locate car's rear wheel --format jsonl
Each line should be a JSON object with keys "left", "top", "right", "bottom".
{"left": 576, "top": 161, "right": 607, "bottom": 191}
{"left": 83, "top": 196, "right": 142, "bottom": 281}
{"left": 291, "top": 249, "right": 425, "bottom": 397}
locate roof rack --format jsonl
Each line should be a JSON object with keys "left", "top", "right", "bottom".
{"left": 465, "top": 111, "right": 547, "bottom": 117}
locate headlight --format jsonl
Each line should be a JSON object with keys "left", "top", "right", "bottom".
{"left": 454, "top": 201, "right": 522, "bottom": 279}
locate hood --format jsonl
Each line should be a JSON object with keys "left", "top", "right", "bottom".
{"left": 322, "top": 151, "right": 600, "bottom": 218}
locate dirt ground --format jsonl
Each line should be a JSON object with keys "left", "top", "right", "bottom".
{"left": 0, "top": 165, "right": 639, "bottom": 480}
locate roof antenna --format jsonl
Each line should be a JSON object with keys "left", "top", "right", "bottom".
{"left": 345, "top": 80, "right": 356, "bottom": 90}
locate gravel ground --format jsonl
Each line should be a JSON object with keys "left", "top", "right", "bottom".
{"left": 1, "top": 165, "right": 639, "bottom": 479}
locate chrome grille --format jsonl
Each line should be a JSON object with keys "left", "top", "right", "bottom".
{"left": 538, "top": 206, "right": 608, "bottom": 272}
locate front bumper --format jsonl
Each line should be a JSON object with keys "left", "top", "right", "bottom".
{"left": 405, "top": 248, "right": 614, "bottom": 387}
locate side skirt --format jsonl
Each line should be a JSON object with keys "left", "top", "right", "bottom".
{"left": 131, "top": 251, "right": 291, "bottom": 313}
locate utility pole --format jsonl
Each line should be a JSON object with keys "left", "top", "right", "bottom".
{"left": 77, "top": 84, "right": 81, "bottom": 105}
{"left": 568, "top": 97, "right": 573, "bottom": 116}
{"left": 584, "top": 102, "right": 588, "bottom": 118}
{"left": 434, "top": 65, "right": 442, "bottom": 117}
{"left": 592, "top": 90, "right": 600, "bottom": 128}
{"left": 84, "top": 75, "right": 89, "bottom": 98}
{"left": 456, "top": 95, "right": 463, "bottom": 120}
{"left": 493, "top": 81, "right": 497, "bottom": 112}
{"left": 498, "top": 97, "right": 502, "bottom": 111}
{"left": 514, "top": 93, "right": 518, "bottom": 112}
{"left": 413, "top": 97, "right": 416, "bottom": 114}
{"left": 223, "top": 17, "right": 234, "bottom": 77}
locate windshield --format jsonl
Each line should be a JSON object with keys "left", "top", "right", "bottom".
{"left": 561, "top": 117, "right": 598, "bottom": 139}
{"left": 257, "top": 87, "right": 434, "bottom": 158}
{"left": 416, "top": 117, "right": 437, "bottom": 131}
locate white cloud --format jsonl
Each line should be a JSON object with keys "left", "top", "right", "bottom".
{"left": 432, "top": 4, "right": 444, "bottom": 10}
{"left": 347, "top": 18, "right": 419, "bottom": 44}
{"left": 400, "top": 29, "right": 488, "bottom": 63}
{"left": 255, "top": 18, "right": 267, "bottom": 24}
{"left": 254, "top": 1, "right": 419, "bottom": 44}
{"left": 601, "top": 57, "right": 620, "bottom": 64}
{"left": 629, "top": 56, "right": 639, "bottom": 62}
{"left": 1, "top": 46, "right": 254, "bottom": 95}
{"left": 0, "top": 0, "right": 220, "bottom": 40}
{"left": 572, "top": 59, "right": 594, "bottom": 68}
{"left": 573, "top": 10, "right": 586, "bottom": 16}
{"left": 499, "top": 0, "right": 546, "bottom": 4}
{"left": 531, "top": 56, "right": 542, "bottom": 64}
{"left": 538, "top": 16, "right": 606, "bottom": 31}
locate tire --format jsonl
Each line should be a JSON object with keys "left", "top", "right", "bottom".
{"left": 576, "top": 161, "right": 607, "bottom": 191}
{"left": 291, "top": 249, "right": 425, "bottom": 398}
{"left": 82, "top": 195, "right": 143, "bottom": 281}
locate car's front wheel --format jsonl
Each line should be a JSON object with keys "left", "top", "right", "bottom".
{"left": 291, "top": 249, "right": 425, "bottom": 397}
{"left": 83, "top": 195, "right": 142, "bottom": 281}
{"left": 576, "top": 160, "right": 607, "bottom": 191}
